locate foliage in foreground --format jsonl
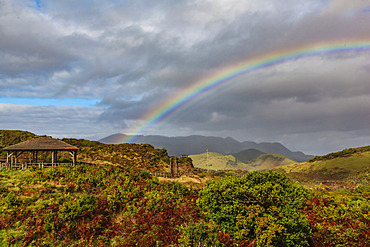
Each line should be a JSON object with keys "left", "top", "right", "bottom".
{"left": 0, "top": 165, "right": 369, "bottom": 246}
{"left": 303, "top": 185, "right": 370, "bottom": 247}
{"left": 0, "top": 164, "right": 201, "bottom": 246}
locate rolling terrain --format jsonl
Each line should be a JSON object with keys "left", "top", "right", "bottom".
{"left": 99, "top": 133, "right": 314, "bottom": 162}
{"left": 246, "top": 153, "right": 297, "bottom": 170}
{"left": 278, "top": 146, "right": 370, "bottom": 178}
{"left": 189, "top": 152, "right": 255, "bottom": 171}
{"left": 274, "top": 146, "right": 370, "bottom": 189}
{"left": 229, "top": 148, "right": 265, "bottom": 162}
{"left": 190, "top": 151, "right": 296, "bottom": 171}
{"left": 0, "top": 130, "right": 369, "bottom": 246}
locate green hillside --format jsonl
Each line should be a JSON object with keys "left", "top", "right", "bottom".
{"left": 0, "top": 130, "right": 38, "bottom": 149}
{"left": 277, "top": 146, "right": 370, "bottom": 182}
{"left": 191, "top": 152, "right": 295, "bottom": 171}
{"left": 189, "top": 152, "right": 255, "bottom": 171}
{"left": 229, "top": 149, "right": 265, "bottom": 163}
{"left": 246, "top": 153, "right": 297, "bottom": 170}
{"left": 0, "top": 130, "right": 193, "bottom": 174}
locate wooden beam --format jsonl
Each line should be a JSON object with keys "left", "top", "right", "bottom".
{"left": 73, "top": 150, "right": 77, "bottom": 165}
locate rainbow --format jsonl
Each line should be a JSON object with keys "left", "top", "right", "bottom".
{"left": 125, "top": 41, "right": 370, "bottom": 143}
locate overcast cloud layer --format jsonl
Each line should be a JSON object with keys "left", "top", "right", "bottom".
{"left": 1, "top": 0, "right": 369, "bottom": 155}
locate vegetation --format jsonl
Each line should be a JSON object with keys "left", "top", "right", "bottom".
{"left": 308, "top": 146, "right": 370, "bottom": 162}
{"left": 0, "top": 130, "right": 38, "bottom": 150}
{"left": 62, "top": 138, "right": 173, "bottom": 172}
{"left": 277, "top": 148, "right": 370, "bottom": 183}
{"left": 0, "top": 164, "right": 202, "bottom": 246}
{"left": 302, "top": 188, "right": 370, "bottom": 246}
{"left": 0, "top": 130, "right": 369, "bottom": 246}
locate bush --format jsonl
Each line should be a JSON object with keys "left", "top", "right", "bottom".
{"left": 178, "top": 221, "right": 224, "bottom": 247}
{"left": 197, "top": 171, "right": 311, "bottom": 246}
{"left": 303, "top": 192, "right": 370, "bottom": 247}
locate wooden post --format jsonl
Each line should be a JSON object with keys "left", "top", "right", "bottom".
{"left": 175, "top": 157, "right": 178, "bottom": 177}
{"left": 14, "top": 151, "right": 17, "bottom": 169}
{"left": 170, "top": 157, "right": 173, "bottom": 176}
{"left": 73, "top": 150, "right": 77, "bottom": 165}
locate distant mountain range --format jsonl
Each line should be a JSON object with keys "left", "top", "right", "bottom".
{"left": 99, "top": 134, "right": 314, "bottom": 162}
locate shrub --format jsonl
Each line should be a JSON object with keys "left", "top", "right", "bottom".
{"left": 197, "top": 171, "right": 311, "bottom": 246}
{"left": 303, "top": 192, "right": 370, "bottom": 247}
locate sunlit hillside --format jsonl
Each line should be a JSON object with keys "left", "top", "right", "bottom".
{"left": 276, "top": 146, "right": 370, "bottom": 182}
{"left": 190, "top": 152, "right": 255, "bottom": 171}
{"left": 246, "top": 153, "right": 296, "bottom": 170}
{"left": 190, "top": 152, "right": 296, "bottom": 171}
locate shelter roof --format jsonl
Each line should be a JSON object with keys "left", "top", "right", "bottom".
{"left": 1, "top": 137, "right": 78, "bottom": 151}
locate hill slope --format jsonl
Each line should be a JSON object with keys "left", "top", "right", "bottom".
{"left": 229, "top": 149, "right": 265, "bottom": 163}
{"left": 277, "top": 146, "right": 370, "bottom": 181}
{"left": 247, "top": 153, "right": 297, "bottom": 171}
{"left": 190, "top": 152, "right": 255, "bottom": 171}
{"left": 190, "top": 152, "right": 295, "bottom": 171}
{"left": 0, "top": 130, "right": 39, "bottom": 149}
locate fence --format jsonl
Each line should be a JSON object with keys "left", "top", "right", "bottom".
{"left": 150, "top": 172, "right": 180, "bottom": 178}
{"left": 0, "top": 162, "right": 78, "bottom": 169}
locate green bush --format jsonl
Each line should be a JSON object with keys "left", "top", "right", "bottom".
{"left": 197, "top": 171, "right": 311, "bottom": 246}
{"left": 178, "top": 221, "right": 224, "bottom": 247}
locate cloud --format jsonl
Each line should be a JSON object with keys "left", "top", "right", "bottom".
{"left": 0, "top": 0, "right": 369, "bottom": 154}
{"left": 0, "top": 103, "right": 108, "bottom": 139}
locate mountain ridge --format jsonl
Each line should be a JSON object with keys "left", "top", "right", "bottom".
{"left": 99, "top": 133, "right": 314, "bottom": 162}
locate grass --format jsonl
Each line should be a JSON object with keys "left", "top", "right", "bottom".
{"left": 189, "top": 152, "right": 255, "bottom": 171}
{"left": 190, "top": 152, "right": 296, "bottom": 172}
{"left": 281, "top": 151, "right": 370, "bottom": 174}
{"left": 275, "top": 151, "right": 370, "bottom": 188}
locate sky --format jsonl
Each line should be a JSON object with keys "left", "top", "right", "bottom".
{"left": 0, "top": 0, "right": 369, "bottom": 155}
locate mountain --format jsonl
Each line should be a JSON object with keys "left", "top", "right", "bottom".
{"left": 98, "top": 133, "right": 129, "bottom": 144}
{"left": 99, "top": 134, "right": 314, "bottom": 162}
{"left": 240, "top": 141, "right": 312, "bottom": 163}
{"left": 189, "top": 152, "right": 255, "bottom": 171}
{"left": 229, "top": 149, "right": 266, "bottom": 163}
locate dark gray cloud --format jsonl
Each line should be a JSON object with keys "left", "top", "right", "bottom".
{"left": 0, "top": 0, "right": 369, "bottom": 155}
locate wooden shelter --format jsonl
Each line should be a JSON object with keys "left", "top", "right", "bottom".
{"left": 1, "top": 137, "right": 78, "bottom": 168}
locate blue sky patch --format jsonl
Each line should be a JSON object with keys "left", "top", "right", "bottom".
{"left": 0, "top": 97, "right": 99, "bottom": 108}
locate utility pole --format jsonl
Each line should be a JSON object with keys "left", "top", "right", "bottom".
{"left": 206, "top": 149, "right": 208, "bottom": 167}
